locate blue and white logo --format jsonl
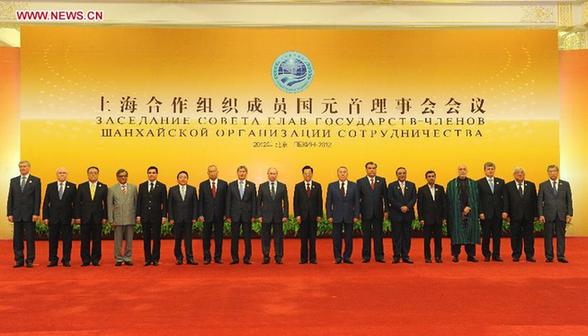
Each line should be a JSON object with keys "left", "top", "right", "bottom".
{"left": 272, "top": 51, "right": 314, "bottom": 93}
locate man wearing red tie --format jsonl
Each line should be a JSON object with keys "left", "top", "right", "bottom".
{"left": 198, "top": 165, "right": 228, "bottom": 264}
{"left": 293, "top": 165, "right": 323, "bottom": 264}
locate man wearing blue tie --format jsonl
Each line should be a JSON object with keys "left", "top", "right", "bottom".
{"left": 326, "top": 166, "right": 360, "bottom": 264}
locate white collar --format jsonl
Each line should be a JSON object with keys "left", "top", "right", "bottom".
{"left": 21, "top": 174, "right": 30, "bottom": 179}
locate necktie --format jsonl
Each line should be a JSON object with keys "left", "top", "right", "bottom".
{"left": 90, "top": 183, "right": 96, "bottom": 201}
{"left": 340, "top": 182, "right": 345, "bottom": 197}
{"left": 489, "top": 178, "right": 494, "bottom": 193}
{"left": 401, "top": 183, "right": 405, "bottom": 196}
{"left": 211, "top": 181, "right": 217, "bottom": 198}
{"left": 239, "top": 181, "right": 245, "bottom": 199}
{"left": 552, "top": 181, "right": 558, "bottom": 194}
{"left": 180, "top": 186, "right": 186, "bottom": 201}
{"left": 270, "top": 183, "right": 276, "bottom": 199}
{"left": 20, "top": 176, "right": 26, "bottom": 191}
{"left": 370, "top": 178, "right": 375, "bottom": 190}
{"left": 122, "top": 185, "right": 127, "bottom": 194}
{"left": 518, "top": 183, "right": 523, "bottom": 197}
{"left": 58, "top": 183, "right": 64, "bottom": 200}
{"left": 149, "top": 182, "right": 154, "bottom": 192}
{"left": 306, "top": 183, "right": 311, "bottom": 198}
{"left": 430, "top": 186, "right": 435, "bottom": 201}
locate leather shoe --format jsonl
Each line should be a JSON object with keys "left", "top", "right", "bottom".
{"left": 375, "top": 259, "right": 385, "bottom": 263}
{"left": 425, "top": 259, "right": 432, "bottom": 263}
{"left": 81, "top": 262, "right": 90, "bottom": 267}
{"left": 392, "top": 258, "right": 400, "bottom": 264}
{"left": 484, "top": 256, "right": 491, "bottom": 262}
{"left": 203, "top": 259, "right": 211, "bottom": 265}
{"left": 47, "top": 261, "right": 58, "bottom": 267}
{"left": 115, "top": 261, "right": 123, "bottom": 266}
{"left": 546, "top": 258, "right": 553, "bottom": 263}
{"left": 558, "top": 258, "right": 569, "bottom": 263}
{"left": 124, "top": 261, "right": 133, "bottom": 266}
{"left": 230, "top": 260, "right": 239, "bottom": 265}
{"left": 452, "top": 256, "right": 459, "bottom": 263}
{"left": 435, "top": 258, "right": 443, "bottom": 263}
{"left": 214, "top": 259, "right": 223, "bottom": 264}
{"left": 310, "top": 260, "right": 317, "bottom": 264}
{"left": 526, "top": 257, "right": 536, "bottom": 263}
{"left": 187, "top": 259, "right": 198, "bottom": 265}
{"left": 335, "top": 259, "right": 342, "bottom": 264}
{"left": 92, "top": 261, "right": 100, "bottom": 266}
{"left": 512, "top": 258, "right": 520, "bottom": 262}
{"left": 152, "top": 261, "right": 159, "bottom": 266}
{"left": 343, "top": 259, "right": 353, "bottom": 264}
{"left": 244, "top": 260, "right": 252, "bottom": 265}
{"left": 144, "top": 261, "right": 152, "bottom": 266}
{"left": 276, "top": 259, "right": 283, "bottom": 264}
{"left": 262, "top": 258, "right": 270, "bottom": 264}
{"left": 467, "top": 256, "right": 479, "bottom": 262}
{"left": 26, "top": 262, "right": 33, "bottom": 268}
{"left": 493, "top": 257, "right": 503, "bottom": 262}
{"left": 361, "top": 259, "right": 370, "bottom": 263}
{"left": 402, "top": 258, "right": 414, "bottom": 264}
{"left": 13, "top": 262, "right": 24, "bottom": 268}
{"left": 176, "top": 260, "right": 183, "bottom": 265}
{"left": 62, "top": 261, "right": 71, "bottom": 267}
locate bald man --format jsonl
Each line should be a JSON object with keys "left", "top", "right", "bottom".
{"left": 42, "top": 168, "right": 77, "bottom": 267}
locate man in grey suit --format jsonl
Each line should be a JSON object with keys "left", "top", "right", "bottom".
{"left": 538, "top": 165, "right": 573, "bottom": 263}
{"left": 257, "top": 167, "right": 289, "bottom": 264}
{"left": 108, "top": 169, "right": 138, "bottom": 266}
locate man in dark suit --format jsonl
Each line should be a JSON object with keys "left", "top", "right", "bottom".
{"left": 356, "top": 161, "right": 387, "bottom": 263}
{"left": 42, "top": 167, "right": 77, "bottom": 267}
{"left": 417, "top": 170, "right": 447, "bottom": 263}
{"left": 257, "top": 167, "right": 289, "bottom": 264}
{"left": 294, "top": 165, "right": 323, "bottom": 264}
{"left": 75, "top": 166, "right": 108, "bottom": 267}
{"left": 226, "top": 165, "right": 256, "bottom": 264}
{"left": 476, "top": 162, "right": 506, "bottom": 262}
{"left": 198, "top": 165, "right": 228, "bottom": 264}
{"left": 7, "top": 160, "right": 41, "bottom": 268}
{"left": 538, "top": 165, "right": 573, "bottom": 263}
{"left": 136, "top": 166, "right": 167, "bottom": 266}
{"left": 168, "top": 171, "right": 199, "bottom": 265}
{"left": 503, "top": 167, "right": 537, "bottom": 262}
{"left": 326, "top": 166, "right": 360, "bottom": 264}
{"left": 387, "top": 167, "right": 417, "bottom": 264}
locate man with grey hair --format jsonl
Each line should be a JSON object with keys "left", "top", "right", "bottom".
{"left": 503, "top": 167, "right": 537, "bottom": 262}
{"left": 42, "top": 167, "right": 77, "bottom": 267}
{"left": 7, "top": 160, "right": 41, "bottom": 268}
{"left": 198, "top": 165, "right": 228, "bottom": 264}
{"left": 108, "top": 169, "right": 138, "bottom": 266}
{"left": 538, "top": 165, "right": 573, "bottom": 263}
{"left": 257, "top": 167, "right": 289, "bottom": 264}
{"left": 476, "top": 162, "right": 505, "bottom": 262}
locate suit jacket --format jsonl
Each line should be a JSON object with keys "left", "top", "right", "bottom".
{"left": 417, "top": 184, "right": 447, "bottom": 224}
{"left": 538, "top": 179, "right": 573, "bottom": 222}
{"left": 326, "top": 180, "right": 360, "bottom": 223}
{"left": 387, "top": 180, "right": 417, "bottom": 222}
{"left": 136, "top": 180, "right": 167, "bottom": 223}
{"left": 107, "top": 183, "right": 137, "bottom": 226}
{"left": 199, "top": 179, "right": 228, "bottom": 222}
{"left": 42, "top": 181, "right": 77, "bottom": 224}
{"left": 257, "top": 181, "right": 289, "bottom": 223}
{"left": 503, "top": 180, "right": 537, "bottom": 222}
{"left": 226, "top": 180, "right": 257, "bottom": 223}
{"left": 356, "top": 176, "right": 387, "bottom": 221}
{"left": 477, "top": 177, "right": 505, "bottom": 220}
{"left": 7, "top": 175, "right": 41, "bottom": 222}
{"left": 293, "top": 181, "right": 323, "bottom": 220}
{"left": 168, "top": 184, "right": 199, "bottom": 223}
{"left": 76, "top": 181, "right": 108, "bottom": 223}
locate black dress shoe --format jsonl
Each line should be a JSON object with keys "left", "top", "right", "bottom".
{"left": 493, "top": 257, "right": 504, "bottom": 262}
{"left": 425, "top": 259, "right": 432, "bottom": 263}
{"left": 115, "top": 261, "right": 123, "bottom": 266}
{"left": 152, "top": 261, "right": 159, "bottom": 266}
{"left": 144, "top": 261, "right": 152, "bottom": 266}
{"left": 187, "top": 259, "right": 198, "bottom": 265}
{"left": 26, "top": 262, "right": 33, "bottom": 268}
{"left": 392, "top": 258, "right": 400, "bottom": 264}
{"left": 375, "top": 259, "right": 385, "bottom": 263}
{"left": 47, "top": 261, "right": 58, "bottom": 267}
{"left": 276, "top": 259, "right": 283, "bottom": 264}
{"left": 299, "top": 260, "right": 307, "bottom": 264}
{"left": 402, "top": 258, "right": 414, "bottom": 264}
{"left": 203, "top": 259, "right": 211, "bottom": 265}
{"left": 230, "top": 260, "right": 239, "bottom": 265}
{"left": 361, "top": 259, "right": 370, "bottom": 263}
{"left": 484, "top": 256, "right": 491, "bottom": 262}
{"left": 435, "top": 258, "right": 443, "bottom": 263}
{"left": 452, "top": 256, "right": 459, "bottom": 263}
{"left": 92, "top": 261, "right": 100, "bottom": 266}
{"left": 512, "top": 258, "right": 520, "bottom": 262}
{"left": 214, "top": 259, "right": 223, "bottom": 264}
{"left": 81, "top": 262, "right": 90, "bottom": 267}
{"left": 62, "top": 261, "right": 71, "bottom": 267}
{"left": 244, "top": 260, "right": 252, "bottom": 265}
{"left": 343, "top": 259, "right": 353, "bottom": 264}
{"left": 526, "top": 257, "right": 536, "bottom": 263}
{"left": 546, "top": 258, "right": 553, "bottom": 263}
{"left": 124, "top": 261, "right": 133, "bottom": 266}
{"left": 310, "top": 260, "right": 317, "bottom": 264}
{"left": 176, "top": 260, "right": 183, "bottom": 265}
{"left": 467, "top": 256, "right": 479, "bottom": 263}
{"left": 13, "top": 263, "right": 24, "bottom": 268}
{"left": 335, "top": 259, "right": 342, "bottom": 264}
{"left": 262, "top": 258, "right": 270, "bottom": 264}
{"left": 558, "top": 258, "right": 569, "bottom": 263}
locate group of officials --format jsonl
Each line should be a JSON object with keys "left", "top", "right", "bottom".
{"left": 7, "top": 160, "right": 573, "bottom": 268}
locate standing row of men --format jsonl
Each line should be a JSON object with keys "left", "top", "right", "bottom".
{"left": 7, "top": 160, "right": 573, "bottom": 268}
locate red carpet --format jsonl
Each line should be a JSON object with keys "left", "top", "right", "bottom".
{"left": 1, "top": 238, "right": 587, "bottom": 335}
